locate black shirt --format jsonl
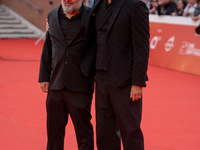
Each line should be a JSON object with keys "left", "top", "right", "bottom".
{"left": 59, "top": 7, "right": 82, "bottom": 44}
{"left": 95, "top": 0, "right": 115, "bottom": 70}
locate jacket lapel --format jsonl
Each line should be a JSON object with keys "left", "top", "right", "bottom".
{"left": 85, "top": 0, "right": 101, "bottom": 37}
{"left": 107, "top": 0, "right": 125, "bottom": 32}
{"left": 81, "top": 5, "right": 89, "bottom": 27}
{"left": 54, "top": 5, "right": 67, "bottom": 46}
{"left": 67, "top": 5, "right": 89, "bottom": 47}
{"left": 90, "top": 0, "right": 101, "bottom": 16}
{"left": 98, "top": 1, "right": 116, "bottom": 31}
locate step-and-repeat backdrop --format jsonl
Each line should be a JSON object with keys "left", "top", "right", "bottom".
{"left": 149, "top": 15, "right": 200, "bottom": 75}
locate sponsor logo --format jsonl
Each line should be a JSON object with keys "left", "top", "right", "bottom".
{"left": 179, "top": 42, "right": 200, "bottom": 57}
{"left": 150, "top": 36, "right": 162, "bottom": 49}
{"left": 165, "top": 36, "right": 175, "bottom": 52}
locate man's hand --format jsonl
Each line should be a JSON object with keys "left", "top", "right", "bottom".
{"left": 40, "top": 82, "right": 49, "bottom": 93}
{"left": 151, "top": 1, "right": 158, "bottom": 7}
{"left": 130, "top": 85, "right": 143, "bottom": 102}
{"left": 46, "top": 19, "right": 49, "bottom": 32}
{"left": 192, "top": 15, "right": 200, "bottom": 21}
{"left": 182, "top": 12, "right": 187, "bottom": 17}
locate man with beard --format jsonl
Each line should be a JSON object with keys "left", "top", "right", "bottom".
{"left": 38, "top": 0, "right": 96, "bottom": 150}
{"left": 87, "top": 0, "right": 149, "bottom": 149}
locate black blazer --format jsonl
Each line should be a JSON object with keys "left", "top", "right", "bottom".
{"left": 38, "top": 5, "right": 95, "bottom": 93}
{"left": 86, "top": 0, "right": 149, "bottom": 87}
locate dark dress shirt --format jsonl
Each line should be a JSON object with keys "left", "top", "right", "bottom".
{"left": 95, "top": 0, "right": 115, "bottom": 70}
{"left": 59, "top": 7, "right": 82, "bottom": 44}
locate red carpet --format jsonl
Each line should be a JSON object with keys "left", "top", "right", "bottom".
{"left": 0, "top": 39, "right": 200, "bottom": 150}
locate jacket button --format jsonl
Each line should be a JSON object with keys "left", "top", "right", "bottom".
{"left": 65, "top": 61, "right": 67, "bottom": 64}
{"left": 98, "top": 31, "right": 100, "bottom": 34}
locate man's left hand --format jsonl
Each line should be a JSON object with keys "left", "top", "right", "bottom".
{"left": 130, "top": 85, "right": 143, "bottom": 102}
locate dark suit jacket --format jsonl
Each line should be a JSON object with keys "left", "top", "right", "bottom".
{"left": 87, "top": 0, "right": 149, "bottom": 87}
{"left": 38, "top": 5, "right": 95, "bottom": 93}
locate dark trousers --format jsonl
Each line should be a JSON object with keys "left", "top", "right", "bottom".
{"left": 95, "top": 70, "right": 144, "bottom": 150}
{"left": 46, "top": 88, "right": 94, "bottom": 150}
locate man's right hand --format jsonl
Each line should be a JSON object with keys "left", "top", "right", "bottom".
{"left": 46, "top": 19, "right": 49, "bottom": 32}
{"left": 40, "top": 82, "right": 49, "bottom": 93}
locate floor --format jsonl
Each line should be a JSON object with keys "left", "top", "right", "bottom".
{"left": 0, "top": 39, "right": 200, "bottom": 150}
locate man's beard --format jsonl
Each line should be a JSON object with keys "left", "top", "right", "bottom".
{"left": 63, "top": 1, "right": 82, "bottom": 14}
